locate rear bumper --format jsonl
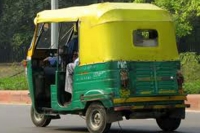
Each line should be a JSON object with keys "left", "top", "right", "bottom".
{"left": 114, "top": 104, "right": 190, "bottom": 111}
{"left": 113, "top": 95, "right": 190, "bottom": 111}
{"left": 113, "top": 95, "right": 187, "bottom": 104}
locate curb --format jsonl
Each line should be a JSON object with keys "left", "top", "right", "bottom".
{"left": 0, "top": 91, "right": 199, "bottom": 111}
{"left": 0, "top": 90, "right": 31, "bottom": 104}
{"left": 185, "top": 94, "right": 200, "bottom": 111}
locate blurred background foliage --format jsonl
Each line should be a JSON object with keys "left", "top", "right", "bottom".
{"left": 180, "top": 52, "right": 200, "bottom": 94}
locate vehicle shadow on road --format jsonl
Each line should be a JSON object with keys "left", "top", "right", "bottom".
{"left": 109, "top": 129, "right": 183, "bottom": 133}
{"left": 54, "top": 127, "right": 88, "bottom": 133}
{"left": 53, "top": 126, "right": 184, "bottom": 133}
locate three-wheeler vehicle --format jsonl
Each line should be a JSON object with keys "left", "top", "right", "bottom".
{"left": 25, "top": 2, "right": 189, "bottom": 133}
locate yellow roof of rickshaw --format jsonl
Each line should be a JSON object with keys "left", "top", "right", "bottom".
{"left": 34, "top": 2, "right": 171, "bottom": 25}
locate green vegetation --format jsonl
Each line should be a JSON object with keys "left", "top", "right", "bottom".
{"left": 180, "top": 52, "right": 200, "bottom": 94}
{"left": 184, "top": 80, "right": 200, "bottom": 94}
{"left": 0, "top": 63, "right": 28, "bottom": 90}
{"left": 0, "top": 74, "right": 28, "bottom": 90}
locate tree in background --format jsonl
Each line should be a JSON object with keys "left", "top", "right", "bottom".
{"left": 0, "top": 0, "right": 51, "bottom": 62}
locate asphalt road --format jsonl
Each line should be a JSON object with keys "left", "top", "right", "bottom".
{"left": 0, "top": 104, "right": 200, "bottom": 133}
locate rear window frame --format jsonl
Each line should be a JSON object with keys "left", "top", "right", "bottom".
{"left": 133, "top": 29, "right": 159, "bottom": 47}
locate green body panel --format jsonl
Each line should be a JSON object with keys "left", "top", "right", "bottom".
{"left": 50, "top": 61, "right": 181, "bottom": 111}
{"left": 51, "top": 69, "right": 115, "bottom": 111}
{"left": 27, "top": 60, "right": 183, "bottom": 112}
{"left": 128, "top": 61, "right": 179, "bottom": 96}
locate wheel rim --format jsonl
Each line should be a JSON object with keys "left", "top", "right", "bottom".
{"left": 34, "top": 112, "right": 44, "bottom": 122}
{"left": 90, "top": 110, "right": 103, "bottom": 130}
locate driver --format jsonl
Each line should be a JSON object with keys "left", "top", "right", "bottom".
{"left": 43, "top": 53, "right": 58, "bottom": 67}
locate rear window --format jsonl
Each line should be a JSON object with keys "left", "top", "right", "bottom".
{"left": 133, "top": 29, "right": 158, "bottom": 47}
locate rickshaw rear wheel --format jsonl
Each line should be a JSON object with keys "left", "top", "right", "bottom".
{"left": 30, "top": 106, "right": 51, "bottom": 127}
{"left": 156, "top": 117, "right": 181, "bottom": 131}
{"left": 86, "top": 102, "right": 111, "bottom": 133}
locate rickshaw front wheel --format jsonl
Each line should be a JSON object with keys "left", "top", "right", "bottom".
{"left": 86, "top": 102, "right": 111, "bottom": 133}
{"left": 30, "top": 106, "right": 51, "bottom": 127}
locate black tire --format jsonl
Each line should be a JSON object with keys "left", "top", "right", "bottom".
{"left": 30, "top": 106, "right": 51, "bottom": 127}
{"left": 156, "top": 118, "right": 181, "bottom": 131}
{"left": 86, "top": 102, "right": 112, "bottom": 133}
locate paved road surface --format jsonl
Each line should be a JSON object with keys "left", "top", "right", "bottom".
{"left": 0, "top": 104, "right": 200, "bottom": 133}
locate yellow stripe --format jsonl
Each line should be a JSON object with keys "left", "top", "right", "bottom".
{"left": 113, "top": 96, "right": 186, "bottom": 104}
{"left": 27, "top": 25, "right": 38, "bottom": 58}
{"left": 130, "top": 104, "right": 186, "bottom": 110}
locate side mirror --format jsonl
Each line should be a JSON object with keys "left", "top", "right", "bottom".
{"left": 43, "top": 23, "right": 49, "bottom": 31}
{"left": 21, "top": 59, "right": 27, "bottom": 68}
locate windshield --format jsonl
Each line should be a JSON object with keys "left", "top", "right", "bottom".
{"left": 35, "top": 22, "right": 74, "bottom": 49}
{"left": 36, "top": 23, "right": 51, "bottom": 49}
{"left": 58, "top": 22, "right": 74, "bottom": 47}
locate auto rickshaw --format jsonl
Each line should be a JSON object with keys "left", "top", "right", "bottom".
{"left": 25, "top": 2, "right": 189, "bottom": 133}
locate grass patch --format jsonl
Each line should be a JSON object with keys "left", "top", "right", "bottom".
{"left": 0, "top": 63, "right": 28, "bottom": 90}
{"left": 184, "top": 80, "right": 200, "bottom": 94}
{"left": 0, "top": 74, "right": 28, "bottom": 90}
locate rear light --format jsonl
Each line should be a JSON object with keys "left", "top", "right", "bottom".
{"left": 120, "top": 69, "right": 129, "bottom": 88}
{"left": 177, "top": 70, "right": 184, "bottom": 94}
{"left": 21, "top": 60, "right": 27, "bottom": 68}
